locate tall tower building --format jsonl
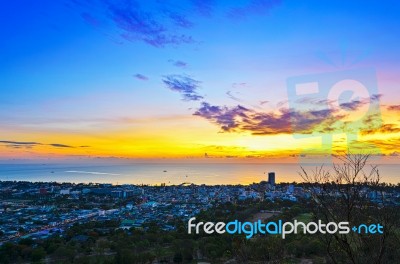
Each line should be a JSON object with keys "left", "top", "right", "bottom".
{"left": 268, "top": 172, "right": 276, "bottom": 185}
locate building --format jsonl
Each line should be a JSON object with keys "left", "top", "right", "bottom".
{"left": 111, "top": 189, "right": 137, "bottom": 198}
{"left": 60, "top": 189, "right": 70, "bottom": 195}
{"left": 268, "top": 172, "right": 276, "bottom": 185}
{"left": 287, "top": 184, "right": 294, "bottom": 194}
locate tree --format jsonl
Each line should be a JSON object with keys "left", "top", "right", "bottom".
{"left": 300, "top": 153, "right": 399, "bottom": 263}
{"left": 53, "top": 245, "right": 75, "bottom": 263}
{"left": 31, "top": 247, "right": 46, "bottom": 262}
{"left": 173, "top": 252, "right": 182, "bottom": 263}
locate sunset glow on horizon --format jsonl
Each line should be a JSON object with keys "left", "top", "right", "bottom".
{"left": 1, "top": 1, "right": 400, "bottom": 162}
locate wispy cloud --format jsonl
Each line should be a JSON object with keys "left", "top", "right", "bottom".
{"left": 191, "top": 0, "right": 214, "bottom": 17}
{"left": 66, "top": 170, "right": 121, "bottom": 176}
{"left": 71, "top": 0, "right": 281, "bottom": 47}
{"left": 359, "top": 138, "right": 400, "bottom": 155}
{"left": 0, "top": 140, "right": 87, "bottom": 149}
{"left": 295, "top": 97, "right": 332, "bottom": 106}
{"left": 0, "top": 141, "right": 40, "bottom": 149}
{"left": 169, "top": 59, "right": 188, "bottom": 68}
{"left": 226, "top": 88, "right": 264, "bottom": 110}
{"left": 338, "top": 94, "right": 381, "bottom": 111}
{"left": 227, "top": 0, "right": 281, "bottom": 20}
{"left": 194, "top": 103, "right": 249, "bottom": 131}
{"left": 72, "top": 0, "right": 196, "bottom": 48}
{"left": 0, "top": 141, "right": 40, "bottom": 145}
{"left": 361, "top": 123, "right": 400, "bottom": 135}
{"left": 387, "top": 105, "right": 400, "bottom": 111}
{"left": 339, "top": 99, "right": 364, "bottom": 111}
{"left": 163, "top": 75, "right": 203, "bottom": 101}
{"left": 133, "top": 73, "right": 149, "bottom": 81}
{"left": 49, "top": 143, "right": 74, "bottom": 148}
{"left": 232, "top": 82, "right": 248, "bottom": 89}
{"left": 193, "top": 96, "right": 384, "bottom": 135}
{"left": 164, "top": 11, "right": 194, "bottom": 28}
{"left": 108, "top": 1, "right": 195, "bottom": 47}
{"left": 226, "top": 91, "right": 243, "bottom": 103}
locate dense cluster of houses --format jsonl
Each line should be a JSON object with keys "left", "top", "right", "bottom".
{"left": 1, "top": 178, "right": 398, "bottom": 244}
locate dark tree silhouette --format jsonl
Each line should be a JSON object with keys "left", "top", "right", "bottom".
{"left": 300, "top": 153, "right": 399, "bottom": 264}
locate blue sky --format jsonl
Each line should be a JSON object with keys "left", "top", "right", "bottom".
{"left": 1, "top": 0, "right": 400, "bottom": 159}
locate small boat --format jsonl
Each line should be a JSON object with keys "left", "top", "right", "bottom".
{"left": 163, "top": 170, "right": 167, "bottom": 172}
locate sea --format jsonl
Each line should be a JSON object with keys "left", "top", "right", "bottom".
{"left": 0, "top": 162, "right": 399, "bottom": 185}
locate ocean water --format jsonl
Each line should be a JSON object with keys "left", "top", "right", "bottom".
{"left": 0, "top": 162, "right": 399, "bottom": 185}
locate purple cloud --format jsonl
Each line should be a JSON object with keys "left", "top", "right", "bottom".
{"left": 72, "top": 0, "right": 196, "bottom": 48}
{"left": 226, "top": 91, "right": 243, "bottom": 103}
{"left": 165, "top": 11, "right": 194, "bottom": 28}
{"left": 193, "top": 102, "right": 352, "bottom": 135}
{"left": 71, "top": 0, "right": 282, "bottom": 47}
{"left": 193, "top": 93, "right": 391, "bottom": 135}
{"left": 191, "top": 0, "right": 214, "bottom": 17}
{"left": 162, "top": 75, "right": 203, "bottom": 101}
{"left": 108, "top": 1, "right": 176, "bottom": 47}
{"left": 339, "top": 100, "right": 363, "bottom": 111}
{"left": 194, "top": 103, "right": 249, "bottom": 131}
{"left": 337, "top": 94, "right": 381, "bottom": 111}
{"left": 169, "top": 59, "right": 188, "bottom": 68}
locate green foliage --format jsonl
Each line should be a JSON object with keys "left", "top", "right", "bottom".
{"left": 31, "top": 247, "right": 46, "bottom": 262}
